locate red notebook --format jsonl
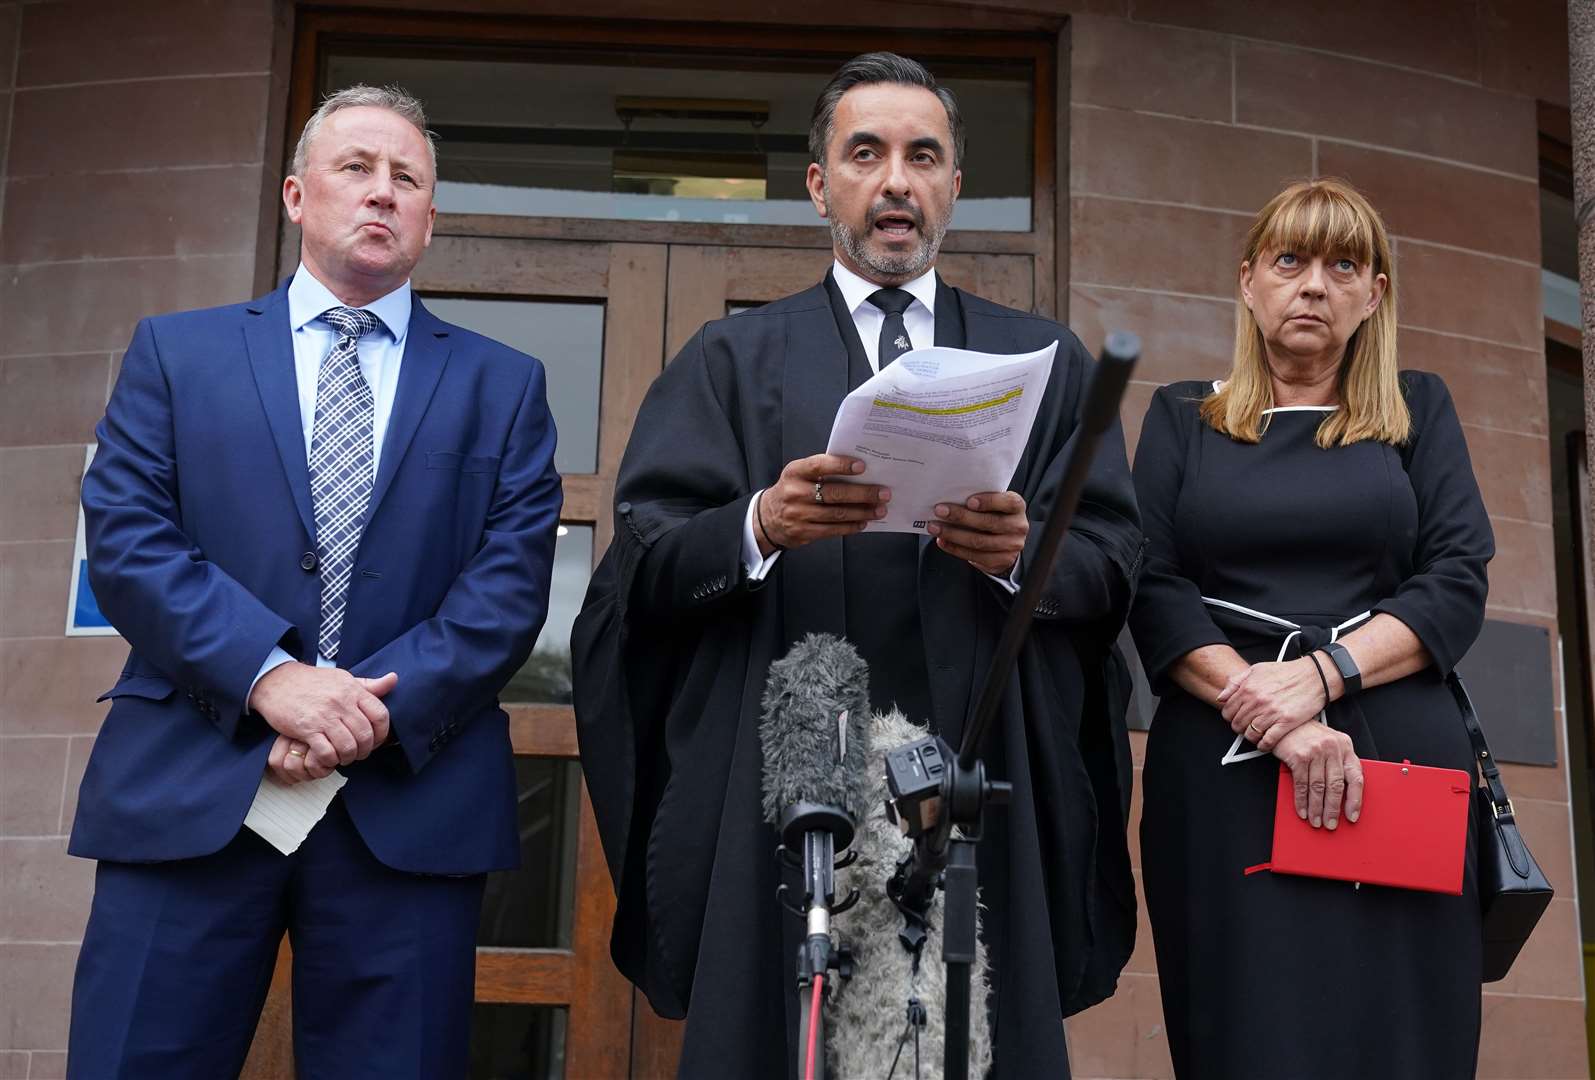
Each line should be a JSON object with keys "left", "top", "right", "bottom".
{"left": 1250, "top": 758, "right": 1472, "bottom": 895}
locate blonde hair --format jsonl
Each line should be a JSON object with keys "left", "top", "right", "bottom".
{"left": 1200, "top": 178, "right": 1408, "bottom": 448}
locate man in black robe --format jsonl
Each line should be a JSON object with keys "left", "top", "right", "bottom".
{"left": 573, "top": 52, "right": 1142, "bottom": 1078}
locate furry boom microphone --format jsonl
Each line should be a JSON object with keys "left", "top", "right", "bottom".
{"left": 760, "top": 634, "right": 992, "bottom": 1079}
{"left": 761, "top": 633, "right": 875, "bottom": 1080}
{"left": 834, "top": 707, "right": 994, "bottom": 1080}
{"left": 760, "top": 633, "right": 875, "bottom": 836}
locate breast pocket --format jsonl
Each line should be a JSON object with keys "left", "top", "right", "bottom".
{"left": 427, "top": 451, "right": 501, "bottom": 475}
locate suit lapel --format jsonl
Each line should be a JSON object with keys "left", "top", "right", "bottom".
{"left": 925, "top": 279, "right": 982, "bottom": 741}
{"left": 779, "top": 280, "right": 848, "bottom": 645}
{"left": 244, "top": 285, "right": 316, "bottom": 538}
{"left": 919, "top": 277, "right": 971, "bottom": 555}
{"left": 368, "top": 297, "right": 451, "bottom": 518}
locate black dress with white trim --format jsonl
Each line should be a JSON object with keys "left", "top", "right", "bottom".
{"left": 1129, "top": 373, "right": 1493, "bottom": 1080}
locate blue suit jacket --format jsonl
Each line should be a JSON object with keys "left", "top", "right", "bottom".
{"left": 69, "top": 281, "right": 562, "bottom": 875}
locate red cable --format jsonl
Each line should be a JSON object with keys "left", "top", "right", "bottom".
{"left": 804, "top": 972, "right": 825, "bottom": 1080}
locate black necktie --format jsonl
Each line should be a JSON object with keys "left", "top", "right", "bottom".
{"left": 867, "top": 287, "right": 915, "bottom": 369}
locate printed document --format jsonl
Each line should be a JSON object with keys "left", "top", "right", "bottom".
{"left": 244, "top": 770, "right": 347, "bottom": 855}
{"left": 825, "top": 342, "right": 1057, "bottom": 534}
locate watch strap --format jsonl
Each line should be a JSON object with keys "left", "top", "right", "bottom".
{"left": 1321, "top": 640, "right": 1362, "bottom": 695}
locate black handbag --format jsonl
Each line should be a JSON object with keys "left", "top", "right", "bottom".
{"left": 1447, "top": 673, "right": 1554, "bottom": 982}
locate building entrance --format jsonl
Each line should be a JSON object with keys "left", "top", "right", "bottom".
{"left": 248, "top": 12, "right": 1056, "bottom": 1077}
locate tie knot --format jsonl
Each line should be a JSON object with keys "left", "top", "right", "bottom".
{"left": 867, "top": 288, "right": 915, "bottom": 318}
{"left": 322, "top": 306, "right": 382, "bottom": 342}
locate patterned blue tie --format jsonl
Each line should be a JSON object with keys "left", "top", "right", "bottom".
{"left": 310, "top": 306, "right": 382, "bottom": 659}
{"left": 868, "top": 287, "right": 915, "bottom": 368}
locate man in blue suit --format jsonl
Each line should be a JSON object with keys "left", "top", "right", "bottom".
{"left": 66, "top": 85, "right": 562, "bottom": 1078}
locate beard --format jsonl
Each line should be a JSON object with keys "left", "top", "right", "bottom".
{"left": 824, "top": 180, "right": 953, "bottom": 283}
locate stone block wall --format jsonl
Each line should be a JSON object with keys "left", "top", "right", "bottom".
{"left": 0, "top": 1, "right": 1585, "bottom": 1076}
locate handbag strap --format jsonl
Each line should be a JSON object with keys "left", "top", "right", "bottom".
{"left": 1396, "top": 416, "right": 1515, "bottom": 821}
{"left": 1445, "top": 670, "right": 1514, "bottom": 818}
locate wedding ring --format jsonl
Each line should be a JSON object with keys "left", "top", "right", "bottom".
{"left": 1246, "top": 722, "right": 1262, "bottom": 736}
{"left": 813, "top": 481, "right": 825, "bottom": 505}
{"left": 288, "top": 746, "right": 307, "bottom": 758}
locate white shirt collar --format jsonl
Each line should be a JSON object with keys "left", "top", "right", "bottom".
{"left": 830, "top": 258, "right": 937, "bottom": 320}
{"left": 287, "top": 263, "right": 412, "bottom": 344}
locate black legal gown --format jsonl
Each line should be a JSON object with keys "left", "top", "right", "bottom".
{"left": 1128, "top": 373, "right": 1493, "bottom": 1079}
{"left": 572, "top": 274, "right": 1144, "bottom": 1078}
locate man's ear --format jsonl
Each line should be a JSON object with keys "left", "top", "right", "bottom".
{"left": 805, "top": 162, "right": 828, "bottom": 219}
{"left": 283, "top": 175, "right": 304, "bottom": 225}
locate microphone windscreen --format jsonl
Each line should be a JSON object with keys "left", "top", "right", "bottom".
{"left": 759, "top": 633, "right": 874, "bottom": 827}
{"left": 830, "top": 708, "right": 993, "bottom": 1080}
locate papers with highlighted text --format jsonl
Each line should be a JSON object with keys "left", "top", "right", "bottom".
{"left": 243, "top": 770, "right": 347, "bottom": 855}
{"left": 824, "top": 342, "right": 1057, "bottom": 534}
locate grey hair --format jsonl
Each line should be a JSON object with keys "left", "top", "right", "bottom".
{"left": 808, "top": 52, "right": 965, "bottom": 170}
{"left": 290, "top": 84, "right": 438, "bottom": 181}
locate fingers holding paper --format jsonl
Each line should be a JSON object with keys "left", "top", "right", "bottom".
{"left": 926, "top": 490, "right": 1029, "bottom": 576}
{"left": 267, "top": 734, "right": 330, "bottom": 785}
{"left": 754, "top": 453, "right": 890, "bottom": 555}
{"left": 251, "top": 663, "right": 396, "bottom": 768}
{"left": 1274, "top": 723, "right": 1363, "bottom": 829}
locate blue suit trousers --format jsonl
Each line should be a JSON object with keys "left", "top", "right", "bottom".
{"left": 67, "top": 800, "right": 484, "bottom": 1079}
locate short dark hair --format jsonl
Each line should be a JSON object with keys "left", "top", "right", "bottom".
{"left": 808, "top": 52, "right": 965, "bottom": 170}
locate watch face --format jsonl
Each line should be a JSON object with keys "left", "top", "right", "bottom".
{"left": 1326, "top": 643, "right": 1360, "bottom": 684}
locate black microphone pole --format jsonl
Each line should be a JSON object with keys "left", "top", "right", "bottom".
{"left": 962, "top": 331, "right": 1140, "bottom": 765}
{"left": 885, "top": 332, "right": 1140, "bottom": 1080}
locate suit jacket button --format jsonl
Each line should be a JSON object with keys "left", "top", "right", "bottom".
{"left": 300, "top": 552, "right": 318, "bottom": 571}
{"left": 617, "top": 501, "right": 633, "bottom": 516}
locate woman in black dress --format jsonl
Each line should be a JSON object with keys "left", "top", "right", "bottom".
{"left": 1129, "top": 178, "right": 1493, "bottom": 1079}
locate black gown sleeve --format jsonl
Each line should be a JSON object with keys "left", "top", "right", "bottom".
{"left": 1007, "top": 334, "right": 1143, "bottom": 628}
{"left": 1128, "top": 383, "right": 1230, "bottom": 693}
{"left": 571, "top": 327, "right": 764, "bottom": 1015}
{"left": 1371, "top": 371, "right": 1494, "bottom": 672}
{"left": 611, "top": 326, "right": 758, "bottom": 618}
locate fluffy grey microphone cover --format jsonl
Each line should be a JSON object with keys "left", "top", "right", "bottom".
{"left": 829, "top": 708, "right": 993, "bottom": 1080}
{"left": 759, "top": 632, "right": 875, "bottom": 826}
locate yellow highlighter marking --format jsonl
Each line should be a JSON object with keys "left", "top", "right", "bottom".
{"left": 870, "top": 387, "right": 1024, "bottom": 416}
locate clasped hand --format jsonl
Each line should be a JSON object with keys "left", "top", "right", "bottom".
{"left": 1219, "top": 658, "right": 1361, "bottom": 829}
{"left": 249, "top": 663, "right": 398, "bottom": 786}
{"left": 754, "top": 453, "right": 1027, "bottom": 576}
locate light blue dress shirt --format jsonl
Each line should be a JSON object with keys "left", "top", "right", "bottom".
{"left": 249, "top": 265, "right": 413, "bottom": 699}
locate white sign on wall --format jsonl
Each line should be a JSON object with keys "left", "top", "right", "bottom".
{"left": 65, "top": 444, "right": 117, "bottom": 637}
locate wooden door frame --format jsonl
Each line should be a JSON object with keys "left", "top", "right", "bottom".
{"left": 274, "top": 12, "right": 1066, "bottom": 1077}
{"left": 413, "top": 235, "right": 666, "bottom": 1078}
{"left": 282, "top": 8, "right": 1062, "bottom": 318}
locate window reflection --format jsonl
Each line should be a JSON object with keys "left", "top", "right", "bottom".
{"left": 471, "top": 1003, "right": 567, "bottom": 1080}
{"left": 503, "top": 525, "right": 593, "bottom": 705}
{"left": 418, "top": 298, "right": 603, "bottom": 476}
{"left": 479, "top": 758, "right": 579, "bottom": 949}
{"left": 325, "top": 53, "right": 1033, "bottom": 230}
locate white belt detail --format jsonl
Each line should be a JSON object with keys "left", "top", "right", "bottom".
{"left": 1199, "top": 597, "right": 1370, "bottom": 765}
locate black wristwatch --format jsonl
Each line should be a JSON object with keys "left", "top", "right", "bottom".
{"left": 1320, "top": 641, "right": 1362, "bottom": 695}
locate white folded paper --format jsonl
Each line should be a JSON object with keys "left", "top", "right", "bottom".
{"left": 825, "top": 342, "right": 1057, "bottom": 533}
{"left": 243, "top": 770, "right": 347, "bottom": 855}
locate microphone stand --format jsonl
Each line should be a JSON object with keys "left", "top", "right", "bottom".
{"left": 778, "top": 802, "right": 859, "bottom": 1080}
{"left": 885, "top": 333, "right": 1141, "bottom": 1080}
